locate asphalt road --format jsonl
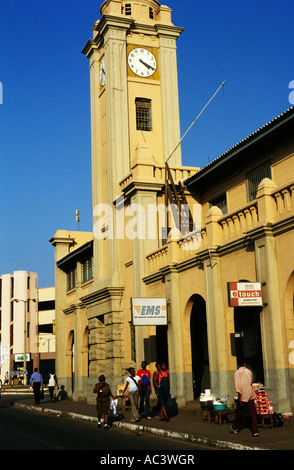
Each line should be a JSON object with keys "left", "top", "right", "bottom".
{"left": 0, "top": 397, "right": 216, "bottom": 454}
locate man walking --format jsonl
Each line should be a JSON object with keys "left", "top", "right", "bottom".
{"left": 230, "top": 362, "right": 258, "bottom": 437}
{"left": 30, "top": 368, "right": 43, "bottom": 405}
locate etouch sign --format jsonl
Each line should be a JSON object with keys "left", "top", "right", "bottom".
{"left": 131, "top": 298, "right": 167, "bottom": 325}
{"left": 228, "top": 282, "right": 263, "bottom": 307}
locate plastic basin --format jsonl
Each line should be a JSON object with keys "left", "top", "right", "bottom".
{"left": 213, "top": 404, "right": 227, "bottom": 410}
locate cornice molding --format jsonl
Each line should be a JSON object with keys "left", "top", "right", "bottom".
{"left": 80, "top": 286, "right": 125, "bottom": 307}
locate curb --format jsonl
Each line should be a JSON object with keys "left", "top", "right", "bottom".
{"left": 12, "top": 402, "right": 265, "bottom": 451}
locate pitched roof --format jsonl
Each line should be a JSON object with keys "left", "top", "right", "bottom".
{"left": 185, "top": 106, "right": 294, "bottom": 187}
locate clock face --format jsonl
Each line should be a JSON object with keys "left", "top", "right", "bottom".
{"left": 128, "top": 48, "right": 157, "bottom": 78}
{"left": 100, "top": 56, "right": 105, "bottom": 86}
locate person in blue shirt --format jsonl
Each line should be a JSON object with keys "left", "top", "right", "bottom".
{"left": 29, "top": 368, "right": 43, "bottom": 405}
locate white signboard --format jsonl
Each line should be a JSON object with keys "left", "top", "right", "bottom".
{"left": 1, "top": 344, "right": 10, "bottom": 365}
{"left": 131, "top": 298, "right": 167, "bottom": 326}
{"left": 15, "top": 353, "right": 30, "bottom": 362}
{"left": 228, "top": 282, "right": 263, "bottom": 307}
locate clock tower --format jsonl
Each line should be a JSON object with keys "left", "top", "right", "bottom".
{"left": 83, "top": 0, "right": 183, "bottom": 202}
{"left": 82, "top": 0, "right": 186, "bottom": 381}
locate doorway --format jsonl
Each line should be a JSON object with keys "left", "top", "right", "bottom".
{"left": 234, "top": 306, "right": 264, "bottom": 383}
{"left": 156, "top": 325, "right": 168, "bottom": 366}
{"left": 190, "top": 295, "right": 210, "bottom": 398}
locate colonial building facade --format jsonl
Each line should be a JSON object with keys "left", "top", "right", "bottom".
{"left": 51, "top": 0, "right": 294, "bottom": 413}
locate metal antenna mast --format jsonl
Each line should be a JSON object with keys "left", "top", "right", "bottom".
{"left": 165, "top": 80, "right": 226, "bottom": 165}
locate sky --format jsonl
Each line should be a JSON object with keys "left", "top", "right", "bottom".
{"left": 1, "top": 0, "right": 293, "bottom": 287}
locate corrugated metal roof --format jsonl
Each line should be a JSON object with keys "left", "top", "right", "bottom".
{"left": 57, "top": 241, "right": 93, "bottom": 270}
{"left": 185, "top": 106, "right": 294, "bottom": 186}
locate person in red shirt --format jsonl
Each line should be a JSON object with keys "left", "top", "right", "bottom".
{"left": 137, "top": 361, "right": 152, "bottom": 419}
{"left": 156, "top": 363, "right": 170, "bottom": 422}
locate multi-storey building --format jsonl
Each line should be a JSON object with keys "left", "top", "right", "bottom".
{"left": 51, "top": 0, "right": 294, "bottom": 413}
{"left": 50, "top": 231, "right": 93, "bottom": 400}
{"left": 0, "top": 271, "right": 38, "bottom": 382}
{"left": 38, "top": 286, "right": 56, "bottom": 380}
{"left": 0, "top": 271, "right": 55, "bottom": 383}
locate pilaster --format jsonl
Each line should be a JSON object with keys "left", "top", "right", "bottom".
{"left": 157, "top": 24, "right": 183, "bottom": 166}
{"left": 255, "top": 231, "right": 292, "bottom": 412}
{"left": 203, "top": 248, "right": 230, "bottom": 397}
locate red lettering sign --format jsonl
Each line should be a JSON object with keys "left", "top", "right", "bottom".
{"left": 228, "top": 282, "right": 263, "bottom": 307}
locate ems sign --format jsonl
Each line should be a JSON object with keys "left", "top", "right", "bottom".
{"left": 228, "top": 282, "right": 263, "bottom": 307}
{"left": 131, "top": 298, "right": 167, "bottom": 326}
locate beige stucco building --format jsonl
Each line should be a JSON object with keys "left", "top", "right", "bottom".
{"left": 51, "top": 0, "right": 294, "bottom": 413}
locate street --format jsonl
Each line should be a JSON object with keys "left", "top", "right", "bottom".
{"left": 0, "top": 396, "right": 216, "bottom": 453}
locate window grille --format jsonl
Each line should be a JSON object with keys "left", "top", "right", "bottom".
{"left": 247, "top": 161, "right": 271, "bottom": 201}
{"left": 136, "top": 98, "right": 152, "bottom": 131}
{"left": 149, "top": 7, "right": 154, "bottom": 19}
{"left": 81, "top": 258, "right": 93, "bottom": 284}
{"left": 66, "top": 268, "right": 76, "bottom": 291}
{"left": 125, "top": 3, "right": 132, "bottom": 15}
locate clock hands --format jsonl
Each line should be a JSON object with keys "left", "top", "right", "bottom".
{"left": 139, "top": 58, "right": 156, "bottom": 71}
{"left": 128, "top": 48, "right": 157, "bottom": 76}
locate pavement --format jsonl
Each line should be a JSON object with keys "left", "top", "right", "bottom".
{"left": 4, "top": 387, "right": 294, "bottom": 451}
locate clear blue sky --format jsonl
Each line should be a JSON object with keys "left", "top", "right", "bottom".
{"left": 1, "top": 0, "right": 293, "bottom": 287}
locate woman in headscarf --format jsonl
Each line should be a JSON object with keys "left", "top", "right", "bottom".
{"left": 93, "top": 374, "right": 116, "bottom": 429}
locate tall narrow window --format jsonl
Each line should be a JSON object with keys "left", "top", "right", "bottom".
{"left": 135, "top": 98, "right": 152, "bottom": 131}
{"left": 81, "top": 258, "right": 93, "bottom": 284}
{"left": 10, "top": 300, "right": 14, "bottom": 322}
{"left": 66, "top": 267, "right": 76, "bottom": 291}
{"left": 247, "top": 160, "right": 271, "bottom": 201}
{"left": 149, "top": 7, "right": 154, "bottom": 19}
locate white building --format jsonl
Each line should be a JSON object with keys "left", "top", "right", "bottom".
{"left": 0, "top": 271, "right": 55, "bottom": 383}
{"left": 38, "top": 286, "right": 56, "bottom": 378}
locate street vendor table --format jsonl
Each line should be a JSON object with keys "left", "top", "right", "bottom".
{"left": 202, "top": 409, "right": 213, "bottom": 423}
{"left": 258, "top": 414, "right": 274, "bottom": 429}
{"left": 202, "top": 407, "right": 235, "bottom": 424}
{"left": 214, "top": 409, "right": 235, "bottom": 425}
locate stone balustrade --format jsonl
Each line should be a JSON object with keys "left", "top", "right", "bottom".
{"left": 145, "top": 178, "right": 294, "bottom": 276}
{"left": 119, "top": 163, "right": 199, "bottom": 190}
{"left": 272, "top": 183, "right": 294, "bottom": 216}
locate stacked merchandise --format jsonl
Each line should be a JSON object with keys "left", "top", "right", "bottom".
{"left": 252, "top": 383, "right": 274, "bottom": 415}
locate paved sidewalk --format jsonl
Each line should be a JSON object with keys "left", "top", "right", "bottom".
{"left": 7, "top": 390, "right": 294, "bottom": 451}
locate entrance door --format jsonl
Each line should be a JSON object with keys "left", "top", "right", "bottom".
{"left": 190, "top": 295, "right": 210, "bottom": 398}
{"left": 234, "top": 306, "right": 264, "bottom": 383}
{"left": 156, "top": 325, "right": 168, "bottom": 366}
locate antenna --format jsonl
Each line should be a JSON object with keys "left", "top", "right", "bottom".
{"left": 165, "top": 80, "right": 226, "bottom": 165}
{"left": 76, "top": 210, "right": 80, "bottom": 231}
